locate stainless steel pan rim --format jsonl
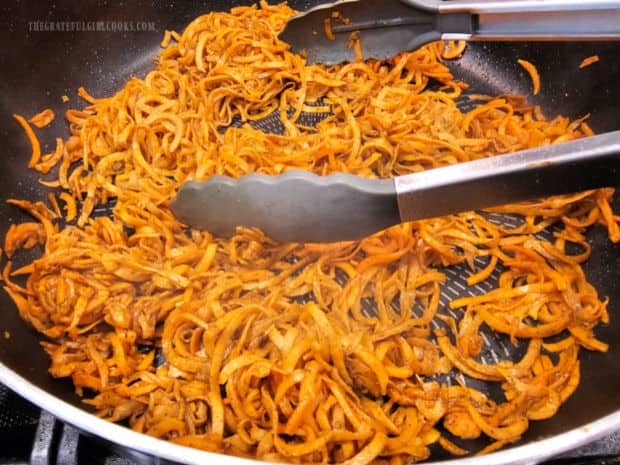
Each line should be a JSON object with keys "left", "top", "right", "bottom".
{"left": 1, "top": 359, "right": 618, "bottom": 465}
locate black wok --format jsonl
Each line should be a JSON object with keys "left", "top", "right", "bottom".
{"left": 0, "top": 1, "right": 619, "bottom": 464}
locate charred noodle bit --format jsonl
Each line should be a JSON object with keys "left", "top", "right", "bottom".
{"left": 4, "top": 3, "right": 619, "bottom": 464}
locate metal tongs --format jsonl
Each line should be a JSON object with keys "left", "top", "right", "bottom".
{"left": 278, "top": 0, "right": 620, "bottom": 65}
{"left": 170, "top": 132, "right": 620, "bottom": 243}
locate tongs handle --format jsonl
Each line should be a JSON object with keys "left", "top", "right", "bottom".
{"left": 395, "top": 130, "right": 620, "bottom": 223}
{"left": 411, "top": 0, "right": 620, "bottom": 40}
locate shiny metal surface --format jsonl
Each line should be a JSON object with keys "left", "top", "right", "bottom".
{"left": 171, "top": 172, "right": 399, "bottom": 243}
{"left": 429, "top": 0, "right": 620, "bottom": 13}
{"left": 395, "top": 131, "right": 620, "bottom": 223}
{"left": 429, "top": 0, "right": 620, "bottom": 42}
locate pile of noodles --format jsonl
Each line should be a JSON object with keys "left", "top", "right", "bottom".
{"left": 4, "top": 2, "right": 620, "bottom": 464}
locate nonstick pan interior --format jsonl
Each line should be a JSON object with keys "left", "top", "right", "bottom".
{"left": 0, "top": 1, "right": 619, "bottom": 463}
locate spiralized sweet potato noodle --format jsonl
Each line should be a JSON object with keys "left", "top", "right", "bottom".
{"left": 4, "top": 3, "right": 619, "bottom": 465}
